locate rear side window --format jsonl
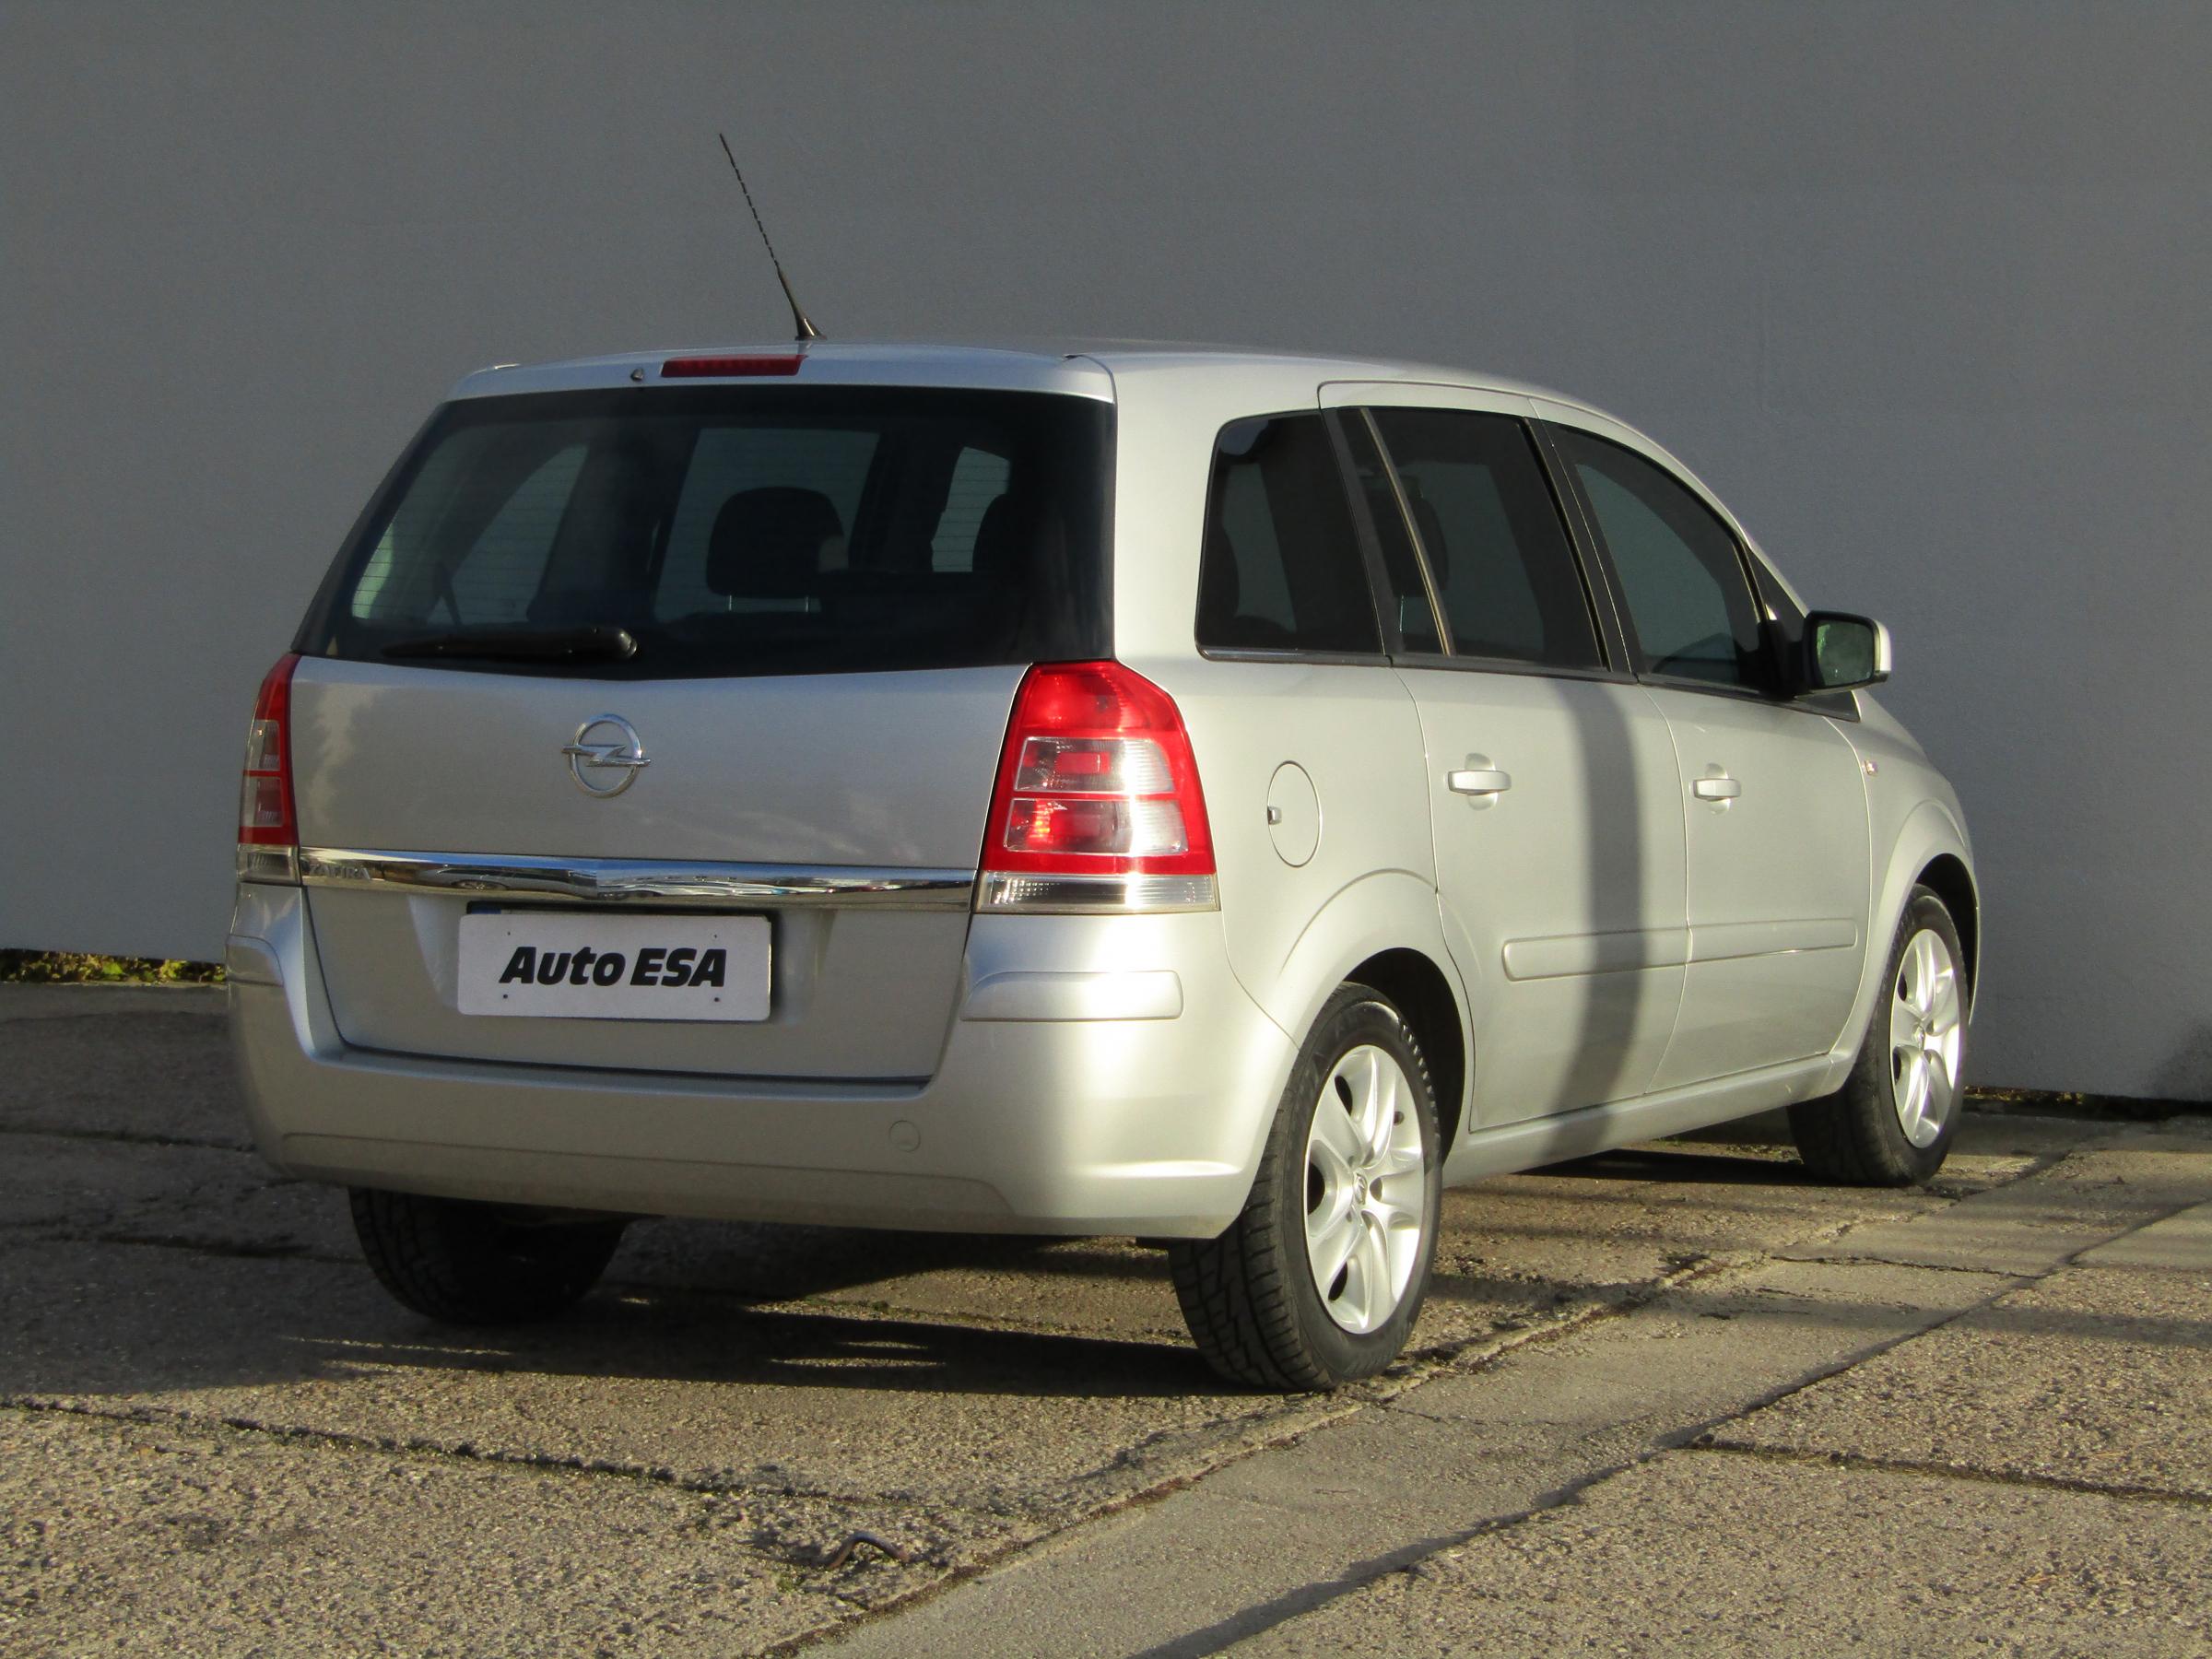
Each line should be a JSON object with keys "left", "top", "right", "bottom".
{"left": 1335, "top": 415, "right": 1442, "bottom": 654}
{"left": 1369, "top": 409, "right": 1600, "bottom": 669}
{"left": 302, "top": 386, "right": 1111, "bottom": 678}
{"left": 1553, "top": 428, "right": 1765, "bottom": 690}
{"left": 1196, "top": 414, "right": 1381, "bottom": 654}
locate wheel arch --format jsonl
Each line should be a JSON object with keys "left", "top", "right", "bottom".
{"left": 1253, "top": 870, "right": 1475, "bottom": 1161}
{"left": 1344, "top": 947, "right": 1468, "bottom": 1159}
{"left": 1913, "top": 851, "right": 1980, "bottom": 1009}
{"left": 1826, "top": 799, "right": 1979, "bottom": 1088}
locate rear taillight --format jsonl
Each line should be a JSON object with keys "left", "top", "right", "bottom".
{"left": 978, "top": 662, "right": 1218, "bottom": 913}
{"left": 237, "top": 653, "right": 300, "bottom": 883}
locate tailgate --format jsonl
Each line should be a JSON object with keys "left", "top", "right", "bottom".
{"left": 292, "top": 659, "right": 1021, "bottom": 1078}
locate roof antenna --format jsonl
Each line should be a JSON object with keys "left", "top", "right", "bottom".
{"left": 718, "top": 133, "right": 821, "bottom": 343}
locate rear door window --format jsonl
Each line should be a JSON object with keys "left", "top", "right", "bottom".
{"left": 1335, "top": 414, "right": 1442, "bottom": 654}
{"left": 1195, "top": 414, "right": 1381, "bottom": 654}
{"left": 1368, "top": 409, "right": 1600, "bottom": 670}
{"left": 1552, "top": 427, "right": 1767, "bottom": 690}
{"left": 303, "top": 386, "right": 1111, "bottom": 678}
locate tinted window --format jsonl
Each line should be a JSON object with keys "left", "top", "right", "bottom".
{"left": 302, "top": 387, "right": 1111, "bottom": 678}
{"left": 351, "top": 442, "right": 588, "bottom": 627}
{"left": 653, "top": 426, "right": 878, "bottom": 618}
{"left": 1370, "top": 410, "right": 1599, "bottom": 669}
{"left": 1196, "top": 414, "right": 1381, "bottom": 654}
{"left": 931, "top": 446, "right": 1015, "bottom": 571}
{"left": 1335, "top": 414, "right": 1442, "bottom": 654}
{"left": 1553, "top": 428, "right": 1764, "bottom": 689}
{"left": 1748, "top": 551, "right": 1855, "bottom": 716}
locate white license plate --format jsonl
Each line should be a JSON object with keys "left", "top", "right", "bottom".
{"left": 457, "top": 912, "right": 770, "bottom": 1021}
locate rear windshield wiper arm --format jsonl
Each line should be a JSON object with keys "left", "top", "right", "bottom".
{"left": 381, "top": 625, "right": 639, "bottom": 665}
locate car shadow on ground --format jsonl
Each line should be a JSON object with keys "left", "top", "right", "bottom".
{"left": 299, "top": 1293, "right": 1218, "bottom": 1400}
{"left": 0, "top": 1133, "right": 1962, "bottom": 1410}
{"left": 609, "top": 1219, "right": 1175, "bottom": 1304}
{"left": 1535, "top": 1146, "right": 1809, "bottom": 1187}
{"left": 0, "top": 1225, "right": 1218, "bottom": 1405}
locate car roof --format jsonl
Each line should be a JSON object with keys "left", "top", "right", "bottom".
{"left": 447, "top": 337, "right": 1584, "bottom": 409}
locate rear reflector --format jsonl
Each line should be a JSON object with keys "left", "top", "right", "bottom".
{"left": 660, "top": 354, "right": 805, "bottom": 378}
{"left": 237, "top": 653, "right": 301, "bottom": 883}
{"left": 979, "top": 662, "right": 1217, "bottom": 913}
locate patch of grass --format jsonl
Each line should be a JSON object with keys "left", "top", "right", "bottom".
{"left": 0, "top": 950, "right": 224, "bottom": 985}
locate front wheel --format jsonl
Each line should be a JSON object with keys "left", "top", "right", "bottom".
{"left": 1789, "top": 885, "right": 1969, "bottom": 1186}
{"left": 1171, "top": 984, "right": 1442, "bottom": 1390}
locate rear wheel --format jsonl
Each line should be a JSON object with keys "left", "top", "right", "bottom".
{"left": 1171, "top": 984, "right": 1442, "bottom": 1390}
{"left": 1789, "top": 886, "right": 1968, "bottom": 1186}
{"left": 349, "top": 1188, "right": 626, "bottom": 1324}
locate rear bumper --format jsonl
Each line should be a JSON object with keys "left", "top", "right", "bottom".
{"left": 227, "top": 883, "right": 1294, "bottom": 1238}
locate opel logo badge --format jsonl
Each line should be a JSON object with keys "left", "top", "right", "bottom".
{"left": 561, "top": 714, "right": 650, "bottom": 797}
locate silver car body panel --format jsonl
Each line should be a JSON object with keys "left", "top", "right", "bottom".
{"left": 1641, "top": 684, "right": 1872, "bottom": 1088}
{"left": 229, "top": 881, "right": 1290, "bottom": 1237}
{"left": 231, "top": 340, "right": 1976, "bottom": 1234}
{"left": 291, "top": 659, "right": 1022, "bottom": 1077}
{"left": 298, "top": 848, "right": 976, "bottom": 910}
{"left": 1406, "top": 667, "right": 1690, "bottom": 1124}
{"left": 288, "top": 657, "right": 1023, "bottom": 868}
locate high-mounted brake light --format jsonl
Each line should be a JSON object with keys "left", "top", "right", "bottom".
{"left": 237, "top": 653, "right": 301, "bottom": 883}
{"left": 659, "top": 354, "right": 805, "bottom": 379}
{"left": 978, "top": 662, "right": 1218, "bottom": 913}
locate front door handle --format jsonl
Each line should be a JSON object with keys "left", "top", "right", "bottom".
{"left": 1692, "top": 775, "right": 1742, "bottom": 802}
{"left": 1447, "top": 768, "right": 1513, "bottom": 797}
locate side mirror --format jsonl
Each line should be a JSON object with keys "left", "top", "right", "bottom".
{"left": 1797, "top": 612, "right": 1892, "bottom": 692}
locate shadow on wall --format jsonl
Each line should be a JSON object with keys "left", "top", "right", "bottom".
{"left": 2149, "top": 1025, "right": 2212, "bottom": 1104}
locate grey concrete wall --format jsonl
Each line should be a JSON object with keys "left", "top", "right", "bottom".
{"left": 6, "top": 2, "right": 2207, "bottom": 1097}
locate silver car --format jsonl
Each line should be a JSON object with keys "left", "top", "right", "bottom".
{"left": 229, "top": 341, "right": 1975, "bottom": 1389}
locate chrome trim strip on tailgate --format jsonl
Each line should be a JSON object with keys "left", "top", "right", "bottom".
{"left": 298, "top": 848, "right": 977, "bottom": 912}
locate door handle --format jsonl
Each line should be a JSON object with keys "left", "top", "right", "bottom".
{"left": 1692, "top": 775, "right": 1742, "bottom": 802}
{"left": 1447, "top": 769, "right": 1513, "bottom": 797}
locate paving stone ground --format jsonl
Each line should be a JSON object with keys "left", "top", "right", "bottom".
{"left": 2, "top": 985, "right": 2205, "bottom": 1656}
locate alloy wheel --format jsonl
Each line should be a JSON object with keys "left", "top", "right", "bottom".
{"left": 1888, "top": 926, "right": 1964, "bottom": 1148}
{"left": 1302, "top": 1043, "right": 1428, "bottom": 1335}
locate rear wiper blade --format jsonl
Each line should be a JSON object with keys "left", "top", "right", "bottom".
{"left": 382, "top": 625, "right": 639, "bottom": 664}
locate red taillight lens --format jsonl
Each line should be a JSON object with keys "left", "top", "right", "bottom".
{"left": 981, "top": 663, "right": 1216, "bottom": 909}
{"left": 237, "top": 653, "right": 300, "bottom": 881}
{"left": 659, "top": 354, "right": 805, "bottom": 378}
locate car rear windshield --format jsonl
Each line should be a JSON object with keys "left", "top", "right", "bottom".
{"left": 297, "top": 385, "right": 1112, "bottom": 677}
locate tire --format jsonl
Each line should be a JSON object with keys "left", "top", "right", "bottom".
{"left": 1170, "top": 983, "right": 1443, "bottom": 1390}
{"left": 1789, "top": 885, "right": 1969, "bottom": 1187}
{"left": 349, "top": 1187, "right": 627, "bottom": 1324}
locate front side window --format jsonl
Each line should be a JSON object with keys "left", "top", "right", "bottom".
{"left": 1749, "top": 550, "right": 1855, "bottom": 716}
{"left": 303, "top": 386, "right": 1111, "bottom": 678}
{"left": 1196, "top": 414, "right": 1381, "bottom": 654}
{"left": 1369, "top": 409, "right": 1600, "bottom": 670}
{"left": 1553, "top": 428, "right": 1765, "bottom": 690}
